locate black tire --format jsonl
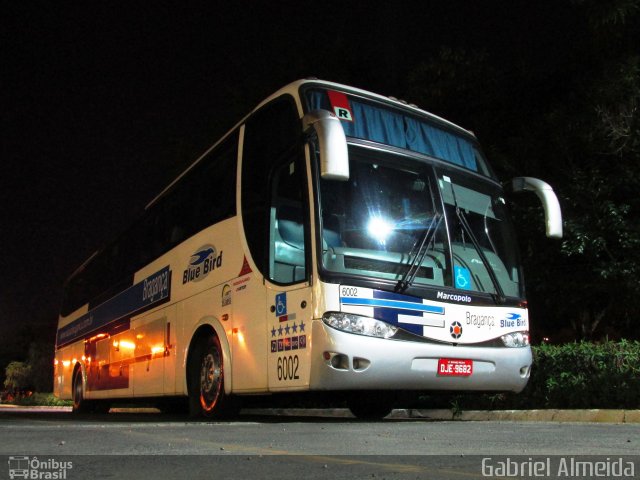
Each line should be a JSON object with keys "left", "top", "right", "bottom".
{"left": 72, "top": 368, "right": 92, "bottom": 413}
{"left": 188, "top": 335, "right": 237, "bottom": 418}
{"left": 72, "top": 367, "right": 109, "bottom": 413}
{"left": 347, "top": 392, "right": 395, "bottom": 420}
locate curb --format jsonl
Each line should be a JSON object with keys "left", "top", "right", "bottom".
{"left": 0, "top": 404, "right": 71, "bottom": 410}
{"left": 404, "top": 408, "right": 640, "bottom": 423}
{"left": 242, "top": 408, "right": 640, "bottom": 423}
{"left": 2, "top": 404, "right": 639, "bottom": 422}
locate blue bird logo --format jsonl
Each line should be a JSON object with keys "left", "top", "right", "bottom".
{"left": 190, "top": 248, "right": 215, "bottom": 266}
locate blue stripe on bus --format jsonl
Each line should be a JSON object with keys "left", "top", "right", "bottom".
{"left": 340, "top": 297, "right": 445, "bottom": 315}
{"left": 56, "top": 266, "right": 172, "bottom": 348}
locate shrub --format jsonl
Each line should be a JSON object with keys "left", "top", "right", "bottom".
{"left": 517, "top": 339, "right": 640, "bottom": 409}
{"left": 1, "top": 392, "right": 71, "bottom": 407}
{"left": 3, "top": 361, "right": 32, "bottom": 392}
{"left": 414, "top": 340, "right": 640, "bottom": 410}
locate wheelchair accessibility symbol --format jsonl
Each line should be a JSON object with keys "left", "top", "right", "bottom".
{"left": 275, "top": 293, "right": 287, "bottom": 317}
{"left": 454, "top": 266, "right": 471, "bottom": 290}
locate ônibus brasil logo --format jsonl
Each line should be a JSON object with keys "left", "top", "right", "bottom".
{"left": 8, "top": 456, "right": 73, "bottom": 479}
{"left": 183, "top": 245, "right": 223, "bottom": 285}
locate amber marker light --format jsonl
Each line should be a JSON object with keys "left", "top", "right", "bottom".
{"left": 151, "top": 345, "right": 165, "bottom": 355}
{"left": 119, "top": 340, "right": 136, "bottom": 350}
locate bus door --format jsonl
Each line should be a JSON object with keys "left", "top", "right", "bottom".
{"left": 265, "top": 157, "right": 313, "bottom": 390}
{"left": 266, "top": 282, "right": 312, "bottom": 390}
{"left": 238, "top": 96, "right": 312, "bottom": 392}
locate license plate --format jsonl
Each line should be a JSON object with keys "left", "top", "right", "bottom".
{"left": 437, "top": 358, "right": 473, "bottom": 376}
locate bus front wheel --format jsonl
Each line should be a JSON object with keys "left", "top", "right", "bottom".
{"left": 347, "top": 392, "right": 395, "bottom": 420}
{"left": 188, "top": 335, "right": 237, "bottom": 418}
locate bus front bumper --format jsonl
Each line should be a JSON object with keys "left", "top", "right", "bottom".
{"left": 309, "top": 320, "right": 532, "bottom": 393}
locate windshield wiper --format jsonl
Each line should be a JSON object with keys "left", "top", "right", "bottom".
{"left": 448, "top": 183, "right": 506, "bottom": 304}
{"left": 395, "top": 214, "right": 442, "bottom": 293}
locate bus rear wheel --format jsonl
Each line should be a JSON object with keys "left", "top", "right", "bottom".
{"left": 72, "top": 367, "right": 109, "bottom": 413}
{"left": 188, "top": 335, "right": 237, "bottom": 418}
{"left": 72, "top": 368, "right": 92, "bottom": 413}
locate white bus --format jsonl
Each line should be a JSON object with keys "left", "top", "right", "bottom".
{"left": 54, "top": 79, "right": 562, "bottom": 419}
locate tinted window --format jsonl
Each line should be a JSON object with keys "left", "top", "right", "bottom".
{"left": 61, "top": 132, "right": 239, "bottom": 316}
{"left": 241, "top": 97, "right": 302, "bottom": 279}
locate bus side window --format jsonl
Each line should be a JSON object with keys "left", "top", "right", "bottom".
{"left": 241, "top": 96, "right": 307, "bottom": 284}
{"left": 269, "top": 159, "right": 307, "bottom": 283}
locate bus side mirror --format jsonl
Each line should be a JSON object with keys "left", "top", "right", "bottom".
{"left": 511, "top": 177, "right": 563, "bottom": 239}
{"left": 303, "top": 109, "right": 349, "bottom": 181}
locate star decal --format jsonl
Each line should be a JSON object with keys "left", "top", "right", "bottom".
{"left": 271, "top": 327, "right": 277, "bottom": 338}
{"left": 292, "top": 322, "right": 298, "bottom": 333}
{"left": 299, "top": 321, "right": 306, "bottom": 332}
{"left": 285, "top": 323, "right": 291, "bottom": 335}
{"left": 278, "top": 325, "right": 284, "bottom": 337}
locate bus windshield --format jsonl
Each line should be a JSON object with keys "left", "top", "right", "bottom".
{"left": 436, "top": 168, "right": 523, "bottom": 299}
{"left": 318, "top": 146, "right": 524, "bottom": 299}
{"left": 306, "top": 88, "right": 495, "bottom": 178}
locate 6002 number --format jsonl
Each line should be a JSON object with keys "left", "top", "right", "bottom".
{"left": 277, "top": 355, "right": 299, "bottom": 381}
{"left": 341, "top": 287, "right": 358, "bottom": 297}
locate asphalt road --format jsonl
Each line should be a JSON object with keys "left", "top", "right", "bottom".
{"left": 1, "top": 409, "right": 638, "bottom": 479}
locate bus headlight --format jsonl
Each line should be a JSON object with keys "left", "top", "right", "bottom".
{"left": 501, "top": 331, "right": 530, "bottom": 347}
{"left": 322, "top": 312, "right": 398, "bottom": 339}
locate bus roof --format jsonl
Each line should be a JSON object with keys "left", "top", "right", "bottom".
{"left": 269, "top": 79, "right": 475, "bottom": 137}
{"left": 147, "top": 79, "right": 477, "bottom": 211}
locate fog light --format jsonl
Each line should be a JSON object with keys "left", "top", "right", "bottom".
{"left": 353, "top": 357, "right": 371, "bottom": 371}
{"left": 323, "top": 351, "right": 349, "bottom": 370}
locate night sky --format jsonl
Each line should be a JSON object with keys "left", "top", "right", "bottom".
{"left": 2, "top": 2, "right": 578, "bottom": 352}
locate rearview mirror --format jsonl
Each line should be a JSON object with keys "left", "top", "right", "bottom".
{"left": 511, "top": 177, "right": 563, "bottom": 238}
{"left": 303, "top": 109, "right": 349, "bottom": 181}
